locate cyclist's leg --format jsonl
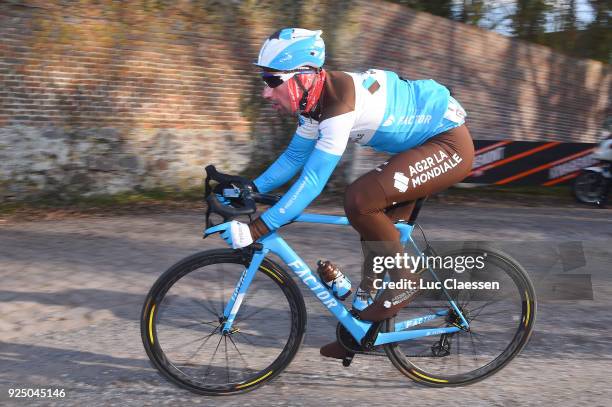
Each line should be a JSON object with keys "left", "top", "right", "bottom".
{"left": 346, "top": 124, "right": 475, "bottom": 321}
{"left": 349, "top": 125, "right": 474, "bottom": 293}
{"left": 385, "top": 201, "right": 416, "bottom": 223}
{"left": 321, "top": 125, "right": 474, "bottom": 359}
{"left": 357, "top": 203, "right": 415, "bottom": 294}
{"left": 356, "top": 202, "right": 417, "bottom": 297}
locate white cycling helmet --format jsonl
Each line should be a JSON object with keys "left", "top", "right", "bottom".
{"left": 255, "top": 28, "right": 325, "bottom": 71}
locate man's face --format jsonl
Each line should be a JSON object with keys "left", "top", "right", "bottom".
{"left": 262, "top": 80, "right": 294, "bottom": 115}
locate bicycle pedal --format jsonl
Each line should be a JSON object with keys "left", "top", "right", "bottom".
{"left": 342, "top": 353, "right": 355, "bottom": 367}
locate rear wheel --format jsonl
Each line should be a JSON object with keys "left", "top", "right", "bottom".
{"left": 384, "top": 247, "right": 536, "bottom": 386}
{"left": 573, "top": 170, "right": 606, "bottom": 205}
{"left": 141, "top": 249, "right": 307, "bottom": 395}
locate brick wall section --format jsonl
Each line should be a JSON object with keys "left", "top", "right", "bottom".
{"left": 346, "top": 1, "right": 611, "bottom": 177}
{"left": 0, "top": 0, "right": 609, "bottom": 200}
{"left": 351, "top": 1, "right": 610, "bottom": 143}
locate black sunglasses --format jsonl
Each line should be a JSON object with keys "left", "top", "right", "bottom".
{"left": 261, "top": 72, "right": 285, "bottom": 88}
{"left": 261, "top": 68, "right": 320, "bottom": 88}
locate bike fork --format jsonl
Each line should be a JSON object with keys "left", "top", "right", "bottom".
{"left": 221, "top": 247, "right": 267, "bottom": 334}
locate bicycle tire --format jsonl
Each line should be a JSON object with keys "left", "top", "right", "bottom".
{"left": 384, "top": 246, "right": 536, "bottom": 387}
{"left": 573, "top": 171, "right": 606, "bottom": 205}
{"left": 141, "top": 249, "right": 307, "bottom": 395}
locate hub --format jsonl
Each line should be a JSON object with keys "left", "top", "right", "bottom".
{"left": 446, "top": 306, "right": 469, "bottom": 330}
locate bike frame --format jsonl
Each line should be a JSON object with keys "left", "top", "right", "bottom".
{"left": 207, "top": 214, "right": 469, "bottom": 346}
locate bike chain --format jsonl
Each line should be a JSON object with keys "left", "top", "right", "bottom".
{"left": 336, "top": 323, "right": 453, "bottom": 358}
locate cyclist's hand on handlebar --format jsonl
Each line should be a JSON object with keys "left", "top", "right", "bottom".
{"left": 211, "top": 179, "right": 257, "bottom": 206}
{"left": 207, "top": 220, "right": 254, "bottom": 249}
{"left": 222, "top": 221, "right": 254, "bottom": 248}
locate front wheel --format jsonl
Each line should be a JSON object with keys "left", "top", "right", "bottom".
{"left": 384, "top": 246, "right": 536, "bottom": 386}
{"left": 141, "top": 249, "right": 307, "bottom": 395}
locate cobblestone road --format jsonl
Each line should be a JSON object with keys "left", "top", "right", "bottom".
{"left": 1, "top": 202, "right": 611, "bottom": 406}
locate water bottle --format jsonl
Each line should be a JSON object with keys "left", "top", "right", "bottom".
{"left": 316, "top": 260, "right": 352, "bottom": 300}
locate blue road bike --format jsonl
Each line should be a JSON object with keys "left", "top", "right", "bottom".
{"left": 141, "top": 166, "right": 536, "bottom": 395}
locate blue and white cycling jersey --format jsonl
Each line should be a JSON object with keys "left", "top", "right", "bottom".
{"left": 253, "top": 69, "right": 467, "bottom": 231}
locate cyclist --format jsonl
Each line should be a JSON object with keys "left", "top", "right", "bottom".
{"left": 217, "top": 28, "right": 475, "bottom": 359}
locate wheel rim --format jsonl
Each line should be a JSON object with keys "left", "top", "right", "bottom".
{"left": 575, "top": 172, "right": 605, "bottom": 203}
{"left": 386, "top": 250, "right": 534, "bottom": 383}
{"left": 149, "top": 259, "right": 299, "bottom": 392}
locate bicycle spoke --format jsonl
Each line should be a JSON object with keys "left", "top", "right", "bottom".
{"left": 440, "top": 337, "right": 451, "bottom": 369}
{"left": 185, "top": 326, "right": 220, "bottom": 362}
{"left": 404, "top": 346, "right": 432, "bottom": 358}
{"left": 144, "top": 251, "right": 303, "bottom": 394}
{"left": 186, "top": 297, "right": 220, "bottom": 318}
{"left": 190, "top": 281, "right": 224, "bottom": 318}
{"left": 469, "top": 299, "right": 520, "bottom": 323}
{"left": 236, "top": 330, "right": 281, "bottom": 344}
{"left": 228, "top": 334, "right": 252, "bottom": 379}
{"left": 385, "top": 250, "right": 536, "bottom": 384}
{"left": 175, "top": 320, "right": 218, "bottom": 330}
{"left": 459, "top": 288, "right": 474, "bottom": 310}
{"left": 403, "top": 320, "right": 454, "bottom": 359}
{"left": 235, "top": 315, "right": 287, "bottom": 322}
{"left": 467, "top": 293, "right": 516, "bottom": 317}
{"left": 235, "top": 301, "right": 277, "bottom": 322}
{"left": 456, "top": 331, "right": 461, "bottom": 371}
{"left": 224, "top": 336, "right": 230, "bottom": 383}
{"left": 469, "top": 329, "right": 504, "bottom": 345}
{"left": 166, "top": 294, "right": 220, "bottom": 321}
{"left": 217, "top": 267, "right": 265, "bottom": 320}
{"left": 469, "top": 330, "right": 492, "bottom": 353}
{"left": 469, "top": 308, "right": 515, "bottom": 323}
{"left": 236, "top": 331, "right": 257, "bottom": 347}
{"left": 202, "top": 335, "right": 224, "bottom": 383}
{"left": 168, "top": 326, "right": 219, "bottom": 353}
{"left": 468, "top": 331, "right": 480, "bottom": 366}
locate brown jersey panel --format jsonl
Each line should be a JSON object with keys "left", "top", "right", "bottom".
{"left": 317, "top": 71, "right": 356, "bottom": 122}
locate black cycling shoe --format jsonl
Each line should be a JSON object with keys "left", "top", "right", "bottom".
{"left": 320, "top": 340, "right": 352, "bottom": 360}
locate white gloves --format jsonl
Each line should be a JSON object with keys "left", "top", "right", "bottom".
{"left": 220, "top": 220, "right": 254, "bottom": 249}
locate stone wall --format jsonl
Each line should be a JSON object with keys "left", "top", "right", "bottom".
{"left": 0, "top": 0, "right": 610, "bottom": 201}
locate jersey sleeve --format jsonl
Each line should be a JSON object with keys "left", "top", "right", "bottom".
{"left": 252, "top": 117, "right": 319, "bottom": 193}
{"left": 260, "top": 112, "right": 356, "bottom": 230}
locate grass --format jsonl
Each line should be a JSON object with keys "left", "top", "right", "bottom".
{"left": 0, "top": 184, "right": 579, "bottom": 222}
{"left": 0, "top": 187, "right": 206, "bottom": 220}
